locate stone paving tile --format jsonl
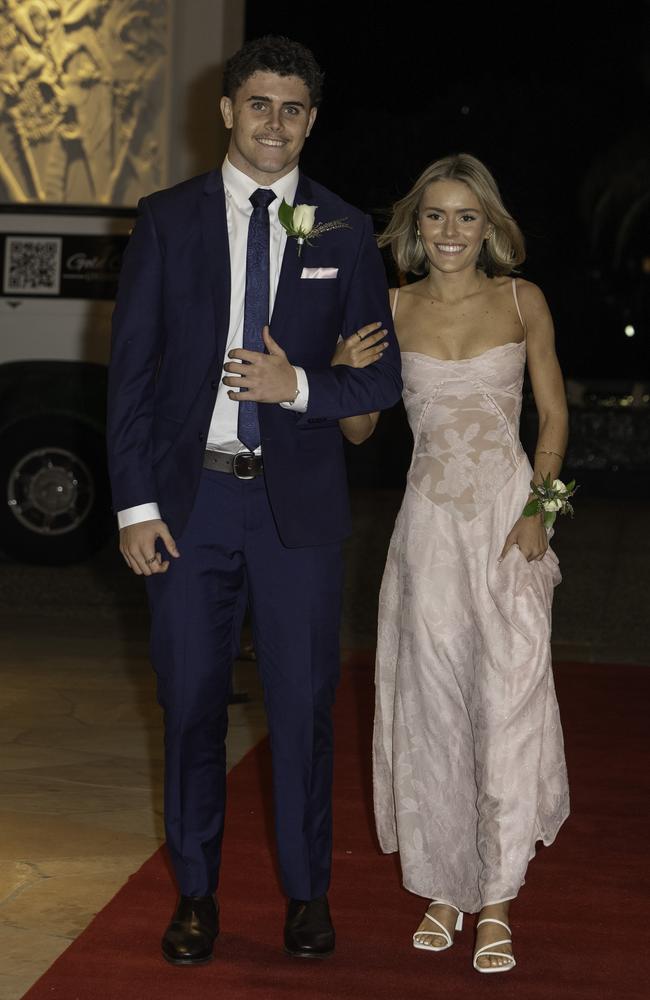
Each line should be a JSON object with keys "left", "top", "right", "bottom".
{"left": 0, "top": 647, "right": 266, "bottom": 1000}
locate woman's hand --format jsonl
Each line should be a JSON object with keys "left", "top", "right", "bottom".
{"left": 499, "top": 513, "right": 548, "bottom": 562}
{"left": 331, "top": 322, "right": 388, "bottom": 367}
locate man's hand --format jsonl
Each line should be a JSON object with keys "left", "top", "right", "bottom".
{"left": 223, "top": 326, "right": 297, "bottom": 403}
{"left": 120, "top": 519, "right": 180, "bottom": 576}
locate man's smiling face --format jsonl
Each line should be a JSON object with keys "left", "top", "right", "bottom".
{"left": 220, "top": 71, "right": 317, "bottom": 184}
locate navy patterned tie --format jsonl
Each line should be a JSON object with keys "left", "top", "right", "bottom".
{"left": 237, "top": 187, "right": 277, "bottom": 452}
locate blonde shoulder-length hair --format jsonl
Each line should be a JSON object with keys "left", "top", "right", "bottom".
{"left": 379, "top": 153, "right": 525, "bottom": 277}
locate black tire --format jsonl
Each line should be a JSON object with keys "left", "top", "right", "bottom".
{"left": 0, "top": 414, "right": 113, "bottom": 565}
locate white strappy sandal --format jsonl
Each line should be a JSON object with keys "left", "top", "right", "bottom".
{"left": 473, "top": 917, "right": 516, "bottom": 973}
{"left": 413, "top": 900, "right": 463, "bottom": 952}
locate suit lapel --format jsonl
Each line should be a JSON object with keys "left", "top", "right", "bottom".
{"left": 200, "top": 170, "right": 231, "bottom": 360}
{"left": 270, "top": 172, "right": 314, "bottom": 337}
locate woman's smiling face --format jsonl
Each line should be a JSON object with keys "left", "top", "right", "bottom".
{"left": 417, "top": 179, "right": 491, "bottom": 273}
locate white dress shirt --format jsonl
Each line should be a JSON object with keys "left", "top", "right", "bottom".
{"left": 118, "top": 157, "right": 309, "bottom": 529}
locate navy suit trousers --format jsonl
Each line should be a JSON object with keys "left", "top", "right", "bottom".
{"left": 146, "top": 468, "right": 343, "bottom": 900}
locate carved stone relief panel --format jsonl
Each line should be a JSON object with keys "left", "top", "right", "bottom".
{"left": 0, "top": 0, "right": 170, "bottom": 204}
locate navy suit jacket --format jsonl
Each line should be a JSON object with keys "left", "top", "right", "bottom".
{"left": 107, "top": 168, "right": 402, "bottom": 547}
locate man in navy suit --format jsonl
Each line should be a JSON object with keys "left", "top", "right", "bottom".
{"left": 107, "top": 35, "right": 401, "bottom": 964}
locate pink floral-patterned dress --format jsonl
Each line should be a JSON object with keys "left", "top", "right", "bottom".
{"left": 372, "top": 281, "right": 570, "bottom": 913}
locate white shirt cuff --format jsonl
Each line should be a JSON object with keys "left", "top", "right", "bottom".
{"left": 117, "top": 503, "right": 161, "bottom": 529}
{"left": 279, "top": 366, "right": 309, "bottom": 412}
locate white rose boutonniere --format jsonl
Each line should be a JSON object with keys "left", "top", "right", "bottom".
{"left": 292, "top": 203, "right": 317, "bottom": 235}
{"left": 523, "top": 474, "right": 578, "bottom": 529}
{"left": 278, "top": 199, "right": 351, "bottom": 256}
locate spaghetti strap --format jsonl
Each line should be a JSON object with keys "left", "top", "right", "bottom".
{"left": 391, "top": 287, "right": 400, "bottom": 320}
{"left": 511, "top": 278, "right": 525, "bottom": 333}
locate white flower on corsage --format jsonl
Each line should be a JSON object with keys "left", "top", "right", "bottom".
{"left": 523, "top": 474, "right": 578, "bottom": 529}
{"left": 278, "top": 199, "right": 351, "bottom": 256}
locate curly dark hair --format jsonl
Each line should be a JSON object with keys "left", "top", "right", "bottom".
{"left": 222, "top": 35, "right": 324, "bottom": 107}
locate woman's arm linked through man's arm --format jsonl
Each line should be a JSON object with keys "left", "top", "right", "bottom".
{"left": 331, "top": 322, "right": 386, "bottom": 443}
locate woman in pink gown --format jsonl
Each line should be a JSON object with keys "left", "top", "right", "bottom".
{"left": 336, "top": 154, "right": 570, "bottom": 973}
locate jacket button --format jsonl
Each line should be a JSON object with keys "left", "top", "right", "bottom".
{"left": 211, "top": 379, "right": 218, "bottom": 389}
{"left": 198, "top": 431, "right": 205, "bottom": 442}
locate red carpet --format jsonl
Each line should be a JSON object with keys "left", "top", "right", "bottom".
{"left": 24, "top": 656, "right": 648, "bottom": 1000}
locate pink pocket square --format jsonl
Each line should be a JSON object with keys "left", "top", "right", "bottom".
{"left": 300, "top": 267, "right": 338, "bottom": 279}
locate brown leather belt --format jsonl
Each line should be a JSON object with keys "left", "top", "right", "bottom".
{"left": 203, "top": 449, "right": 264, "bottom": 479}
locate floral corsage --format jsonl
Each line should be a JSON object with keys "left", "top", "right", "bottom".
{"left": 523, "top": 474, "right": 578, "bottom": 529}
{"left": 278, "top": 200, "right": 351, "bottom": 256}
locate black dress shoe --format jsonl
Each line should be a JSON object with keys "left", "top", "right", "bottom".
{"left": 161, "top": 895, "right": 219, "bottom": 965}
{"left": 284, "top": 895, "right": 335, "bottom": 958}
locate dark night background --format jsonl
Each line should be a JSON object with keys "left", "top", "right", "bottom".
{"left": 246, "top": 0, "right": 650, "bottom": 379}
{"left": 247, "top": 0, "right": 650, "bottom": 490}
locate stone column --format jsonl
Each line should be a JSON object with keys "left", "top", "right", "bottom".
{"left": 167, "top": 0, "right": 245, "bottom": 188}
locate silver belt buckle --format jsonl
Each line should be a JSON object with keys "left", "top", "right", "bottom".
{"left": 232, "top": 451, "right": 257, "bottom": 480}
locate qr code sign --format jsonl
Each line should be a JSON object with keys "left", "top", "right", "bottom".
{"left": 3, "top": 236, "right": 62, "bottom": 295}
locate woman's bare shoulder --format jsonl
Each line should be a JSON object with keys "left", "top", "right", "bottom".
{"left": 512, "top": 277, "right": 549, "bottom": 315}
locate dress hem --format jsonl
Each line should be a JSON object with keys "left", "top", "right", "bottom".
{"left": 389, "top": 806, "right": 570, "bottom": 914}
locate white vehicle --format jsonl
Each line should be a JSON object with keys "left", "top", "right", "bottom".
{"left": 0, "top": 205, "right": 134, "bottom": 564}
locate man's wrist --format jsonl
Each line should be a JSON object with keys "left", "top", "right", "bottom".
{"left": 279, "top": 366, "right": 309, "bottom": 412}
{"left": 282, "top": 383, "right": 300, "bottom": 404}
{"left": 118, "top": 502, "right": 161, "bottom": 529}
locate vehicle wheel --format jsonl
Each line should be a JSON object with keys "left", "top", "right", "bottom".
{"left": 0, "top": 415, "right": 113, "bottom": 564}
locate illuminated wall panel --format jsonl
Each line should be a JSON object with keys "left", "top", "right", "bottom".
{"left": 0, "top": 0, "right": 244, "bottom": 205}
